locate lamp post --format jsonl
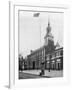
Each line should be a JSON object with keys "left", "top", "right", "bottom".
{"left": 49, "top": 54, "right": 52, "bottom": 72}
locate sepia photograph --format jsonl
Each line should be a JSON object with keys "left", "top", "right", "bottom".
{"left": 18, "top": 10, "right": 63, "bottom": 79}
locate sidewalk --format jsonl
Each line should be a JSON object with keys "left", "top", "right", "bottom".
{"left": 22, "top": 70, "right": 63, "bottom": 78}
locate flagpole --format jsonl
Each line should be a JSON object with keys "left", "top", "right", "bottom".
{"left": 39, "top": 19, "right": 41, "bottom": 47}
{"left": 33, "top": 13, "right": 41, "bottom": 47}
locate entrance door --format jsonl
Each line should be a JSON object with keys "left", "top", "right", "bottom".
{"left": 58, "top": 63, "right": 61, "bottom": 70}
{"left": 53, "top": 64, "right": 55, "bottom": 70}
{"left": 33, "top": 61, "right": 35, "bottom": 69}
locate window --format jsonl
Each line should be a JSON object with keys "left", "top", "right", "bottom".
{"left": 60, "top": 50, "right": 63, "bottom": 56}
{"left": 52, "top": 54, "right": 55, "bottom": 59}
{"left": 56, "top": 52, "right": 59, "bottom": 56}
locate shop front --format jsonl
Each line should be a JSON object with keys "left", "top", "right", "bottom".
{"left": 56, "top": 59, "right": 61, "bottom": 70}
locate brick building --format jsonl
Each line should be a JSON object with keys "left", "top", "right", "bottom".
{"left": 24, "top": 20, "right": 63, "bottom": 70}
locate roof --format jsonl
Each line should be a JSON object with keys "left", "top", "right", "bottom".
{"left": 55, "top": 42, "right": 62, "bottom": 50}
{"left": 30, "top": 46, "right": 45, "bottom": 55}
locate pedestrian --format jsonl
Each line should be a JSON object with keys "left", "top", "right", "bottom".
{"left": 39, "top": 62, "right": 45, "bottom": 76}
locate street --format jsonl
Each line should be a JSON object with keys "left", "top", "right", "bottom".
{"left": 19, "top": 70, "right": 63, "bottom": 79}
{"left": 19, "top": 71, "right": 50, "bottom": 79}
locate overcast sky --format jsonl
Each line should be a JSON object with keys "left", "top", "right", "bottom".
{"left": 19, "top": 11, "right": 64, "bottom": 58}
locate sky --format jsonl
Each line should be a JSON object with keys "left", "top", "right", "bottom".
{"left": 19, "top": 11, "right": 64, "bottom": 58}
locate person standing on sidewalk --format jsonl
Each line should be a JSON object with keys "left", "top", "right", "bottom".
{"left": 39, "top": 62, "right": 45, "bottom": 76}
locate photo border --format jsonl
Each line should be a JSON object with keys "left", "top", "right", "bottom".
{"left": 9, "top": 1, "right": 71, "bottom": 88}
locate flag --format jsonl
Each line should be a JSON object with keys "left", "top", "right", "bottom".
{"left": 33, "top": 13, "right": 40, "bottom": 17}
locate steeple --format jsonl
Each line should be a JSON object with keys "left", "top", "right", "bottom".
{"left": 44, "top": 19, "right": 55, "bottom": 54}
{"left": 47, "top": 20, "right": 51, "bottom": 34}
{"left": 44, "top": 19, "right": 54, "bottom": 46}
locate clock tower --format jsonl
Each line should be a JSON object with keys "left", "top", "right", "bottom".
{"left": 44, "top": 20, "right": 55, "bottom": 54}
